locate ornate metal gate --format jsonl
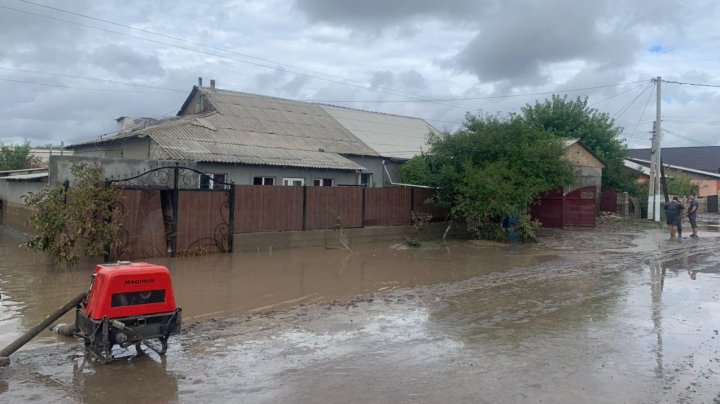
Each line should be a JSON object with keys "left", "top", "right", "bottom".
{"left": 108, "top": 163, "right": 235, "bottom": 258}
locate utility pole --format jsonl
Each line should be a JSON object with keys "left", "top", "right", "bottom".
{"left": 648, "top": 77, "right": 662, "bottom": 222}
{"left": 654, "top": 77, "right": 662, "bottom": 222}
{"left": 648, "top": 121, "right": 656, "bottom": 221}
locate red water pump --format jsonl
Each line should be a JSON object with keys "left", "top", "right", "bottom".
{"left": 75, "top": 262, "right": 182, "bottom": 363}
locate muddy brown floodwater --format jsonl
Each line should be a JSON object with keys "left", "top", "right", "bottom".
{"left": 1, "top": 216, "right": 720, "bottom": 403}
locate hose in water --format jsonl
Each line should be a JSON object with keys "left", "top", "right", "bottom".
{"left": 0, "top": 292, "right": 85, "bottom": 367}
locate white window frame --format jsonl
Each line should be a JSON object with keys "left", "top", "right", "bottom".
{"left": 199, "top": 173, "right": 229, "bottom": 190}
{"left": 359, "top": 173, "right": 373, "bottom": 187}
{"left": 253, "top": 176, "right": 275, "bottom": 185}
{"left": 282, "top": 177, "right": 305, "bottom": 186}
{"left": 313, "top": 178, "right": 334, "bottom": 186}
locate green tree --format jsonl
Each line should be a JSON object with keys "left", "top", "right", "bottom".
{"left": 23, "top": 163, "right": 123, "bottom": 267}
{"left": 665, "top": 172, "right": 696, "bottom": 196}
{"left": 401, "top": 113, "right": 574, "bottom": 241}
{"left": 520, "top": 95, "right": 637, "bottom": 193}
{"left": 0, "top": 142, "right": 32, "bottom": 171}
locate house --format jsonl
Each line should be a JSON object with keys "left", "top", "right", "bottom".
{"left": 562, "top": 139, "right": 605, "bottom": 199}
{"left": 64, "top": 79, "right": 439, "bottom": 188}
{"left": 628, "top": 146, "right": 720, "bottom": 212}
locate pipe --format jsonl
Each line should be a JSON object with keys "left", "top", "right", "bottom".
{"left": 0, "top": 292, "right": 85, "bottom": 367}
{"left": 381, "top": 160, "right": 435, "bottom": 189}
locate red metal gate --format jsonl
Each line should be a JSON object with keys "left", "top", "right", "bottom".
{"left": 564, "top": 186, "right": 596, "bottom": 227}
{"left": 531, "top": 186, "right": 596, "bottom": 228}
{"left": 600, "top": 189, "right": 617, "bottom": 213}
{"left": 530, "top": 188, "right": 564, "bottom": 228}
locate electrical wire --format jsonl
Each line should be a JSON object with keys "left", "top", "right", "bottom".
{"left": 661, "top": 79, "right": 720, "bottom": 88}
{"left": 662, "top": 128, "right": 715, "bottom": 147}
{"left": 611, "top": 83, "right": 653, "bottom": 120}
{"left": 624, "top": 85, "right": 655, "bottom": 142}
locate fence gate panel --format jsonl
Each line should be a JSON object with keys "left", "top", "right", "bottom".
{"left": 708, "top": 195, "right": 718, "bottom": 213}
{"left": 108, "top": 163, "right": 235, "bottom": 258}
{"left": 176, "top": 190, "right": 231, "bottom": 255}
{"left": 600, "top": 189, "right": 617, "bottom": 213}
{"left": 530, "top": 188, "right": 564, "bottom": 228}
{"left": 364, "top": 188, "right": 412, "bottom": 226}
{"left": 305, "top": 187, "right": 363, "bottom": 230}
{"left": 234, "top": 185, "right": 303, "bottom": 233}
{"left": 564, "top": 186, "right": 596, "bottom": 227}
{"left": 115, "top": 189, "right": 168, "bottom": 259}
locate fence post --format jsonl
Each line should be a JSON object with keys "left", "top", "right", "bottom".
{"left": 227, "top": 184, "right": 235, "bottom": 253}
{"left": 409, "top": 187, "right": 415, "bottom": 225}
{"left": 171, "top": 163, "right": 179, "bottom": 257}
{"left": 361, "top": 187, "right": 366, "bottom": 227}
{"left": 302, "top": 186, "right": 307, "bottom": 231}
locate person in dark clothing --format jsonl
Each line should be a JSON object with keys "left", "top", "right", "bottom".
{"left": 687, "top": 194, "right": 699, "bottom": 237}
{"left": 664, "top": 196, "right": 684, "bottom": 240}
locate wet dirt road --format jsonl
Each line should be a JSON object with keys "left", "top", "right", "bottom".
{"left": 1, "top": 217, "right": 720, "bottom": 403}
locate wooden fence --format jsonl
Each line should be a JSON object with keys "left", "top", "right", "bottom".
{"left": 232, "top": 185, "right": 444, "bottom": 233}
{"left": 115, "top": 185, "right": 445, "bottom": 259}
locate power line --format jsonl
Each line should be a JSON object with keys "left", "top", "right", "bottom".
{"left": 625, "top": 85, "right": 655, "bottom": 142}
{"left": 2, "top": 2, "right": 651, "bottom": 110}
{"left": 588, "top": 82, "right": 650, "bottom": 107}
{"left": 0, "top": 66, "right": 186, "bottom": 93}
{"left": 0, "top": 2, "right": 480, "bottom": 111}
{"left": 661, "top": 79, "right": 720, "bottom": 88}
{"left": 0, "top": 77, "right": 161, "bottom": 93}
{"left": 612, "top": 82, "right": 653, "bottom": 119}
{"left": 662, "top": 128, "right": 715, "bottom": 147}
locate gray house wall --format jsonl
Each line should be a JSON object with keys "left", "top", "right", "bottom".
{"left": 49, "top": 155, "right": 196, "bottom": 186}
{"left": 565, "top": 166, "right": 603, "bottom": 204}
{"left": 0, "top": 179, "right": 45, "bottom": 205}
{"left": 71, "top": 138, "right": 151, "bottom": 160}
{"left": 197, "top": 163, "right": 361, "bottom": 186}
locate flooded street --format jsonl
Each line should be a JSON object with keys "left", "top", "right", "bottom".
{"left": 1, "top": 217, "right": 720, "bottom": 403}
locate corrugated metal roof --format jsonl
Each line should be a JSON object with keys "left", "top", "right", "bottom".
{"left": 201, "top": 89, "right": 379, "bottom": 157}
{"left": 319, "top": 104, "right": 438, "bottom": 159}
{"left": 0, "top": 172, "right": 48, "bottom": 181}
{"left": 69, "top": 87, "right": 441, "bottom": 168}
{"left": 629, "top": 146, "right": 720, "bottom": 173}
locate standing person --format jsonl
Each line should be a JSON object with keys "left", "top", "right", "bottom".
{"left": 664, "top": 196, "right": 684, "bottom": 240}
{"left": 687, "top": 194, "right": 699, "bottom": 237}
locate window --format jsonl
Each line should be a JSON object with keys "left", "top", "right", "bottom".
{"left": 360, "top": 173, "right": 373, "bottom": 187}
{"left": 313, "top": 178, "right": 334, "bottom": 186}
{"left": 253, "top": 176, "right": 275, "bottom": 185}
{"left": 283, "top": 178, "right": 305, "bottom": 186}
{"left": 199, "top": 173, "right": 228, "bottom": 190}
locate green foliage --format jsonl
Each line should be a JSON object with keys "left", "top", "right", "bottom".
{"left": 0, "top": 142, "right": 32, "bottom": 171}
{"left": 407, "top": 211, "right": 432, "bottom": 247}
{"left": 520, "top": 95, "right": 636, "bottom": 193}
{"left": 516, "top": 212, "right": 541, "bottom": 243}
{"left": 23, "top": 163, "right": 122, "bottom": 267}
{"left": 665, "top": 172, "right": 696, "bottom": 196}
{"left": 403, "top": 113, "right": 574, "bottom": 242}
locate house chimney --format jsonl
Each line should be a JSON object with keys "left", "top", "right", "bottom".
{"left": 198, "top": 77, "right": 203, "bottom": 87}
{"left": 210, "top": 79, "right": 215, "bottom": 91}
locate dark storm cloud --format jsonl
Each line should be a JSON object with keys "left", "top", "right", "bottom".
{"left": 370, "top": 71, "right": 394, "bottom": 88}
{"left": 294, "top": 0, "right": 482, "bottom": 29}
{"left": 87, "top": 45, "right": 165, "bottom": 79}
{"left": 295, "top": 0, "right": 699, "bottom": 85}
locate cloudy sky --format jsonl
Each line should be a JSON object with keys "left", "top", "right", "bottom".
{"left": 1, "top": 0, "right": 719, "bottom": 151}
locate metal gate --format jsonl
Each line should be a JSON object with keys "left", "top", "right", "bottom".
{"left": 531, "top": 186, "right": 596, "bottom": 228}
{"left": 108, "top": 163, "right": 235, "bottom": 258}
{"left": 530, "top": 188, "right": 564, "bottom": 228}
{"left": 600, "top": 189, "right": 617, "bottom": 213}
{"left": 708, "top": 195, "right": 718, "bottom": 213}
{"left": 564, "top": 186, "right": 596, "bottom": 227}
